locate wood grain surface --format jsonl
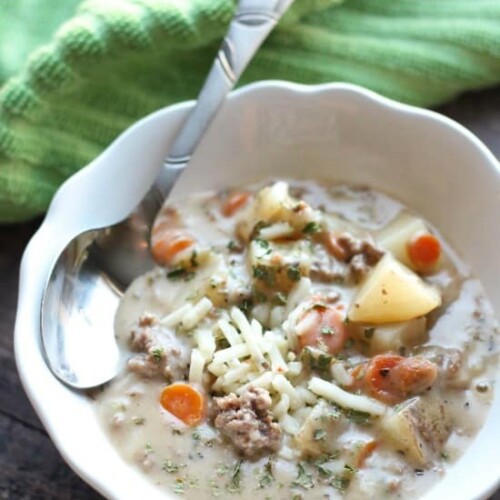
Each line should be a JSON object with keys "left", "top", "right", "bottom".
{"left": 1, "top": 88, "right": 500, "bottom": 499}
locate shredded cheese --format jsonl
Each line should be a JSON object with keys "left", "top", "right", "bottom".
{"left": 181, "top": 297, "right": 213, "bottom": 330}
{"left": 309, "top": 377, "right": 387, "bottom": 416}
{"left": 189, "top": 349, "right": 205, "bottom": 385}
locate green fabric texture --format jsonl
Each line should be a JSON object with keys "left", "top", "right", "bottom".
{"left": 1, "top": 0, "right": 500, "bottom": 222}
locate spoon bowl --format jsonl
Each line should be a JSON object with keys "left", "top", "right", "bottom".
{"left": 40, "top": 0, "right": 294, "bottom": 388}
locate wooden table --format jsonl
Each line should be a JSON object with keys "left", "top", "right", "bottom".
{"left": 1, "top": 88, "right": 500, "bottom": 499}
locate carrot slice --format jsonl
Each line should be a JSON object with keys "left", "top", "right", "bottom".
{"left": 356, "top": 440, "right": 378, "bottom": 468}
{"left": 151, "top": 229, "right": 194, "bottom": 265}
{"left": 325, "top": 234, "right": 348, "bottom": 261}
{"left": 297, "top": 305, "right": 349, "bottom": 355}
{"left": 221, "top": 191, "right": 250, "bottom": 217}
{"left": 407, "top": 233, "right": 441, "bottom": 270}
{"left": 160, "top": 383, "right": 205, "bottom": 426}
{"left": 364, "top": 354, "right": 405, "bottom": 404}
{"left": 364, "top": 354, "right": 438, "bottom": 404}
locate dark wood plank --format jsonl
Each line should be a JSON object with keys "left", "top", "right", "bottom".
{"left": 0, "top": 219, "right": 46, "bottom": 430}
{"left": 0, "top": 412, "right": 101, "bottom": 499}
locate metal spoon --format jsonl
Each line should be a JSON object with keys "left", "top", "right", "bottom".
{"left": 41, "top": 0, "right": 294, "bottom": 389}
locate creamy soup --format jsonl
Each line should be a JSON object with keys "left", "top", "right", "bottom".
{"left": 94, "top": 181, "right": 498, "bottom": 499}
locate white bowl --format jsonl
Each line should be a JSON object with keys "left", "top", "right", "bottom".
{"left": 15, "top": 81, "right": 500, "bottom": 500}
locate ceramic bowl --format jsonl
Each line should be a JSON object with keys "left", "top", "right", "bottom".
{"left": 15, "top": 81, "right": 500, "bottom": 500}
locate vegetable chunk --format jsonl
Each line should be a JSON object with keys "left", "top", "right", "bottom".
{"left": 160, "top": 383, "right": 205, "bottom": 426}
{"left": 380, "top": 396, "right": 451, "bottom": 466}
{"left": 348, "top": 254, "right": 441, "bottom": 323}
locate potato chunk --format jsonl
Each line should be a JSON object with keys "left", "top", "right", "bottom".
{"left": 380, "top": 395, "right": 451, "bottom": 466}
{"left": 295, "top": 400, "right": 349, "bottom": 457}
{"left": 377, "top": 214, "right": 429, "bottom": 269}
{"left": 348, "top": 254, "right": 441, "bottom": 323}
{"left": 370, "top": 317, "right": 427, "bottom": 354}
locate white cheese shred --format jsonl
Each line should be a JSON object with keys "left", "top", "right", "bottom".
{"left": 181, "top": 297, "right": 213, "bottom": 330}
{"left": 259, "top": 222, "right": 294, "bottom": 240}
{"left": 236, "top": 371, "right": 273, "bottom": 395}
{"left": 217, "top": 318, "right": 242, "bottom": 346}
{"left": 272, "top": 374, "right": 302, "bottom": 409}
{"left": 231, "top": 307, "right": 265, "bottom": 365}
{"left": 194, "top": 329, "right": 216, "bottom": 362}
{"left": 309, "top": 377, "right": 387, "bottom": 416}
{"left": 189, "top": 349, "right": 205, "bottom": 385}
{"left": 160, "top": 304, "right": 191, "bottom": 328}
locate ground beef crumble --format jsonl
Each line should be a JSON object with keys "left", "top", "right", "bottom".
{"left": 328, "top": 232, "right": 384, "bottom": 282}
{"left": 127, "top": 313, "right": 189, "bottom": 381}
{"left": 212, "top": 388, "right": 282, "bottom": 457}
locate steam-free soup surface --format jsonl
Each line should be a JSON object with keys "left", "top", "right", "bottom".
{"left": 94, "top": 181, "right": 498, "bottom": 499}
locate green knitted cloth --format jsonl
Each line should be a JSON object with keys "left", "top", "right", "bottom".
{"left": 1, "top": 0, "right": 500, "bottom": 222}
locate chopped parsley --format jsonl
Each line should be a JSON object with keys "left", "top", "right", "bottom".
{"left": 252, "top": 265, "right": 276, "bottom": 286}
{"left": 330, "top": 464, "right": 357, "bottom": 494}
{"left": 190, "top": 250, "right": 199, "bottom": 268}
{"left": 344, "top": 408, "right": 372, "bottom": 426}
{"left": 239, "top": 297, "right": 253, "bottom": 315}
{"left": 301, "top": 346, "right": 332, "bottom": 372}
{"left": 321, "top": 326, "right": 336, "bottom": 335}
{"left": 313, "top": 429, "right": 327, "bottom": 441}
{"left": 162, "top": 460, "right": 186, "bottom": 473}
{"left": 255, "top": 238, "right": 270, "bottom": 249}
{"left": 302, "top": 221, "right": 322, "bottom": 234}
{"left": 226, "top": 459, "right": 243, "bottom": 493}
{"left": 364, "top": 327, "right": 375, "bottom": 339}
{"left": 287, "top": 264, "right": 301, "bottom": 282}
{"left": 132, "top": 417, "right": 145, "bottom": 425}
{"left": 292, "top": 462, "right": 314, "bottom": 490}
{"left": 215, "top": 463, "right": 230, "bottom": 477}
{"left": 172, "top": 478, "right": 185, "bottom": 495}
{"left": 227, "top": 240, "right": 243, "bottom": 252}
{"left": 167, "top": 267, "right": 195, "bottom": 281}
{"left": 258, "top": 460, "right": 274, "bottom": 489}
{"left": 151, "top": 347, "right": 164, "bottom": 363}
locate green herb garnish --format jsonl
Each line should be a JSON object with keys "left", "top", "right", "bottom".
{"left": 321, "top": 326, "right": 336, "bottom": 335}
{"left": 287, "top": 264, "right": 301, "bottom": 282}
{"left": 302, "top": 221, "right": 322, "bottom": 234}
{"left": 313, "top": 429, "right": 327, "bottom": 441}
{"left": 253, "top": 265, "right": 276, "bottom": 286}
{"left": 258, "top": 460, "right": 274, "bottom": 489}
{"left": 151, "top": 347, "right": 164, "bottom": 363}
{"left": 167, "top": 267, "right": 195, "bottom": 281}
{"left": 292, "top": 462, "right": 314, "bottom": 490}
{"left": 162, "top": 460, "right": 186, "bottom": 473}
{"left": 330, "top": 464, "right": 357, "bottom": 494}
{"left": 226, "top": 459, "right": 243, "bottom": 493}
{"left": 364, "top": 328, "right": 375, "bottom": 339}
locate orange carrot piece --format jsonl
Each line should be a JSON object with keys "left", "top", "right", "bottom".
{"left": 356, "top": 440, "right": 378, "bottom": 468}
{"left": 325, "top": 234, "right": 348, "bottom": 261}
{"left": 160, "top": 383, "right": 205, "bottom": 426}
{"left": 364, "top": 354, "right": 405, "bottom": 404}
{"left": 151, "top": 229, "right": 194, "bottom": 265}
{"left": 407, "top": 233, "right": 441, "bottom": 270}
{"left": 221, "top": 191, "right": 250, "bottom": 217}
{"left": 364, "top": 354, "right": 438, "bottom": 404}
{"left": 297, "top": 306, "right": 349, "bottom": 355}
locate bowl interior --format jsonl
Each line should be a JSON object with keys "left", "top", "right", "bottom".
{"left": 15, "top": 82, "right": 500, "bottom": 500}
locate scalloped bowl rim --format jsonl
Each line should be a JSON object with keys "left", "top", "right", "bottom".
{"left": 14, "top": 81, "right": 500, "bottom": 500}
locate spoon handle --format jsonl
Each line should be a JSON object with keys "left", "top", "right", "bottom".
{"left": 157, "top": 0, "right": 295, "bottom": 195}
